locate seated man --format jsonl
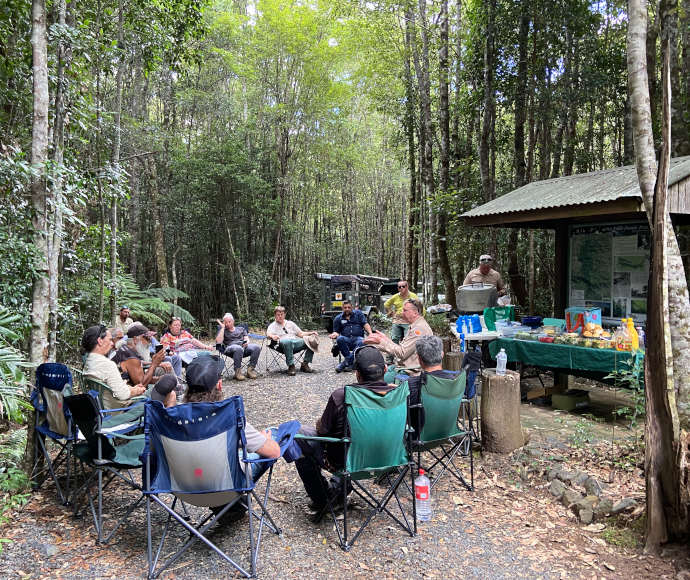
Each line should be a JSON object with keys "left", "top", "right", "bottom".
{"left": 294, "top": 346, "right": 396, "bottom": 519}
{"left": 112, "top": 323, "right": 172, "bottom": 388}
{"left": 328, "top": 300, "right": 372, "bottom": 373}
{"left": 406, "top": 335, "right": 457, "bottom": 436}
{"left": 215, "top": 313, "right": 260, "bottom": 381}
{"left": 364, "top": 298, "right": 432, "bottom": 379}
{"left": 185, "top": 355, "right": 280, "bottom": 520}
{"left": 161, "top": 316, "right": 214, "bottom": 365}
{"left": 81, "top": 325, "right": 152, "bottom": 409}
{"left": 266, "top": 306, "right": 317, "bottom": 376}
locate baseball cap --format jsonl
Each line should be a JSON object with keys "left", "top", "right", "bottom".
{"left": 186, "top": 355, "right": 223, "bottom": 393}
{"left": 479, "top": 254, "right": 493, "bottom": 262}
{"left": 120, "top": 305, "right": 129, "bottom": 311}
{"left": 151, "top": 374, "right": 177, "bottom": 402}
{"left": 127, "top": 322, "right": 150, "bottom": 338}
{"left": 353, "top": 345, "right": 386, "bottom": 377}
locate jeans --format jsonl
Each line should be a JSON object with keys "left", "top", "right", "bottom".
{"left": 224, "top": 343, "right": 261, "bottom": 369}
{"left": 278, "top": 338, "right": 314, "bottom": 365}
{"left": 390, "top": 323, "right": 410, "bottom": 344}
{"left": 336, "top": 335, "right": 363, "bottom": 366}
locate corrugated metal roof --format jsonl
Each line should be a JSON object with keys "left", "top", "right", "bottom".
{"left": 462, "top": 156, "right": 690, "bottom": 219}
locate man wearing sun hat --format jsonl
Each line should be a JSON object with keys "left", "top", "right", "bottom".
{"left": 463, "top": 254, "right": 506, "bottom": 296}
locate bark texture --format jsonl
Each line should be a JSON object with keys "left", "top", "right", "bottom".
{"left": 481, "top": 369, "right": 525, "bottom": 454}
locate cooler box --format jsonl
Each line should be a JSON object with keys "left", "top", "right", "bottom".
{"left": 565, "top": 307, "right": 602, "bottom": 334}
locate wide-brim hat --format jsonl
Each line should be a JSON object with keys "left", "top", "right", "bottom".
{"left": 304, "top": 334, "right": 320, "bottom": 353}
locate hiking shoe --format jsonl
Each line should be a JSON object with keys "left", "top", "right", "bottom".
{"left": 234, "top": 370, "right": 246, "bottom": 381}
{"left": 300, "top": 362, "right": 314, "bottom": 373}
{"left": 335, "top": 361, "right": 346, "bottom": 373}
{"left": 246, "top": 366, "right": 258, "bottom": 379}
{"left": 287, "top": 364, "right": 297, "bottom": 376}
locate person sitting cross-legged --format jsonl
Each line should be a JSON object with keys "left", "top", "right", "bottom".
{"left": 215, "top": 313, "right": 261, "bottom": 381}
{"left": 266, "top": 305, "right": 317, "bottom": 376}
{"left": 293, "top": 346, "right": 397, "bottom": 520}
{"left": 328, "top": 300, "right": 372, "bottom": 373}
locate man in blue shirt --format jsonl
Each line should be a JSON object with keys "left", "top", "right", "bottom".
{"left": 328, "top": 300, "right": 372, "bottom": 373}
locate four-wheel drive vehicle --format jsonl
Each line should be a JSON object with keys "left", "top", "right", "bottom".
{"left": 316, "top": 273, "right": 399, "bottom": 332}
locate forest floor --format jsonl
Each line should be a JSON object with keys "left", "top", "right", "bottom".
{"left": 1, "top": 333, "right": 689, "bottom": 579}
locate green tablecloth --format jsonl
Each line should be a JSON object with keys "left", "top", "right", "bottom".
{"left": 488, "top": 338, "right": 643, "bottom": 376}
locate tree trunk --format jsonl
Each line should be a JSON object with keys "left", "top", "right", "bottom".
{"left": 479, "top": 0, "right": 496, "bottom": 202}
{"left": 145, "top": 157, "right": 169, "bottom": 288}
{"left": 628, "top": 0, "right": 690, "bottom": 549}
{"left": 29, "top": 0, "right": 49, "bottom": 364}
{"left": 404, "top": 9, "right": 417, "bottom": 283}
{"left": 481, "top": 369, "right": 525, "bottom": 453}
{"left": 437, "top": 0, "right": 455, "bottom": 308}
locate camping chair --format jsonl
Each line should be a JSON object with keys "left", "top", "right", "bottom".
{"left": 264, "top": 339, "right": 305, "bottom": 373}
{"left": 64, "top": 393, "right": 146, "bottom": 544}
{"left": 216, "top": 323, "right": 265, "bottom": 379}
{"left": 410, "top": 371, "right": 473, "bottom": 492}
{"left": 297, "top": 383, "right": 416, "bottom": 551}
{"left": 30, "top": 363, "right": 77, "bottom": 505}
{"left": 78, "top": 374, "right": 146, "bottom": 414}
{"left": 143, "top": 397, "right": 290, "bottom": 579}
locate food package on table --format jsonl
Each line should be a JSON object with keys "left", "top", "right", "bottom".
{"left": 581, "top": 322, "right": 611, "bottom": 338}
{"left": 539, "top": 336, "right": 555, "bottom": 343}
{"left": 515, "top": 331, "right": 532, "bottom": 341}
{"left": 594, "top": 339, "right": 613, "bottom": 349}
{"left": 565, "top": 307, "right": 602, "bottom": 334}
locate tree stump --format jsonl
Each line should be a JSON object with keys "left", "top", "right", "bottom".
{"left": 443, "top": 351, "right": 463, "bottom": 371}
{"left": 481, "top": 368, "right": 525, "bottom": 453}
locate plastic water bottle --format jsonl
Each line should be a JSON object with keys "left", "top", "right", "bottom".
{"left": 496, "top": 348, "right": 507, "bottom": 376}
{"left": 636, "top": 326, "right": 645, "bottom": 348}
{"left": 414, "top": 469, "right": 432, "bottom": 521}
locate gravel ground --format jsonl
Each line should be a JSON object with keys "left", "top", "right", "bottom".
{"left": 0, "top": 333, "right": 677, "bottom": 579}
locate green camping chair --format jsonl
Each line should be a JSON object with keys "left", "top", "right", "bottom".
{"left": 411, "top": 371, "right": 474, "bottom": 492}
{"left": 65, "top": 393, "right": 146, "bottom": 544}
{"left": 297, "top": 383, "right": 416, "bottom": 551}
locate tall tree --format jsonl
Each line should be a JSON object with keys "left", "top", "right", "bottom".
{"left": 29, "top": 0, "right": 49, "bottom": 364}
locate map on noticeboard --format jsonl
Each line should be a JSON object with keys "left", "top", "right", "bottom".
{"left": 569, "top": 223, "right": 649, "bottom": 323}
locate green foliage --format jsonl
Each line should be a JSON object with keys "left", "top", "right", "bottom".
{"left": 605, "top": 359, "right": 645, "bottom": 428}
{"left": 426, "top": 314, "right": 453, "bottom": 338}
{"left": 0, "top": 307, "right": 31, "bottom": 422}
{"left": 569, "top": 418, "right": 594, "bottom": 448}
{"left": 116, "top": 273, "right": 195, "bottom": 327}
{"left": 0, "top": 429, "right": 30, "bottom": 549}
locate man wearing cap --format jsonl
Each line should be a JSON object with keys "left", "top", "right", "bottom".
{"left": 383, "top": 280, "right": 422, "bottom": 344}
{"left": 293, "top": 346, "right": 397, "bottom": 520}
{"left": 81, "top": 325, "right": 150, "bottom": 410}
{"left": 266, "top": 306, "right": 318, "bottom": 376}
{"left": 364, "top": 297, "right": 432, "bottom": 377}
{"left": 463, "top": 254, "right": 506, "bottom": 295}
{"left": 112, "top": 322, "right": 171, "bottom": 389}
{"left": 114, "top": 306, "right": 134, "bottom": 333}
{"left": 215, "top": 313, "right": 261, "bottom": 381}
{"left": 328, "top": 300, "right": 372, "bottom": 373}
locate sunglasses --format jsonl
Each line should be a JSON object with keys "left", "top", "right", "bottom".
{"left": 480, "top": 259, "right": 493, "bottom": 263}
{"left": 398, "top": 284, "right": 407, "bottom": 289}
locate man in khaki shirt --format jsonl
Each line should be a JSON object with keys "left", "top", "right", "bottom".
{"left": 463, "top": 254, "right": 506, "bottom": 296}
{"left": 364, "top": 298, "right": 432, "bottom": 373}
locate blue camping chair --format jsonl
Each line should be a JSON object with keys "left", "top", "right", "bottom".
{"left": 31, "top": 363, "right": 77, "bottom": 504}
{"left": 143, "top": 397, "right": 294, "bottom": 579}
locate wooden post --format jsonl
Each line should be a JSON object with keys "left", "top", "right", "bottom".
{"left": 481, "top": 368, "right": 525, "bottom": 453}
{"left": 443, "top": 351, "right": 463, "bottom": 371}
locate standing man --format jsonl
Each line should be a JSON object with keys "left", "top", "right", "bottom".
{"left": 328, "top": 300, "right": 372, "bottom": 373}
{"left": 383, "top": 280, "right": 422, "bottom": 344}
{"left": 364, "top": 298, "right": 432, "bottom": 378}
{"left": 114, "top": 305, "right": 133, "bottom": 333}
{"left": 215, "top": 313, "right": 261, "bottom": 381}
{"left": 266, "top": 306, "right": 317, "bottom": 376}
{"left": 463, "top": 254, "right": 506, "bottom": 296}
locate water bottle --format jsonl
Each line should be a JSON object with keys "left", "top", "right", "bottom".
{"left": 496, "top": 348, "right": 507, "bottom": 375}
{"left": 414, "top": 469, "right": 432, "bottom": 521}
{"left": 636, "top": 326, "right": 646, "bottom": 348}
{"left": 471, "top": 314, "right": 482, "bottom": 333}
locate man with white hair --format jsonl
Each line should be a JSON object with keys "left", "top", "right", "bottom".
{"left": 215, "top": 313, "right": 261, "bottom": 380}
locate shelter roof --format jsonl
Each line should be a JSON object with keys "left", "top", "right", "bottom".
{"left": 462, "top": 156, "right": 690, "bottom": 227}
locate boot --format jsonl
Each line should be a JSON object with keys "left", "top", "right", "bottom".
{"left": 300, "top": 362, "right": 314, "bottom": 374}
{"left": 246, "top": 366, "right": 258, "bottom": 379}
{"left": 287, "top": 364, "right": 297, "bottom": 376}
{"left": 234, "top": 369, "right": 246, "bottom": 381}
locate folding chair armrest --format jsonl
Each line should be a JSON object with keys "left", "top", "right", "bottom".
{"left": 96, "top": 431, "right": 145, "bottom": 441}
{"left": 248, "top": 333, "right": 266, "bottom": 340}
{"left": 244, "top": 456, "right": 278, "bottom": 464}
{"left": 294, "top": 433, "right": 348, "bottom": 444}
